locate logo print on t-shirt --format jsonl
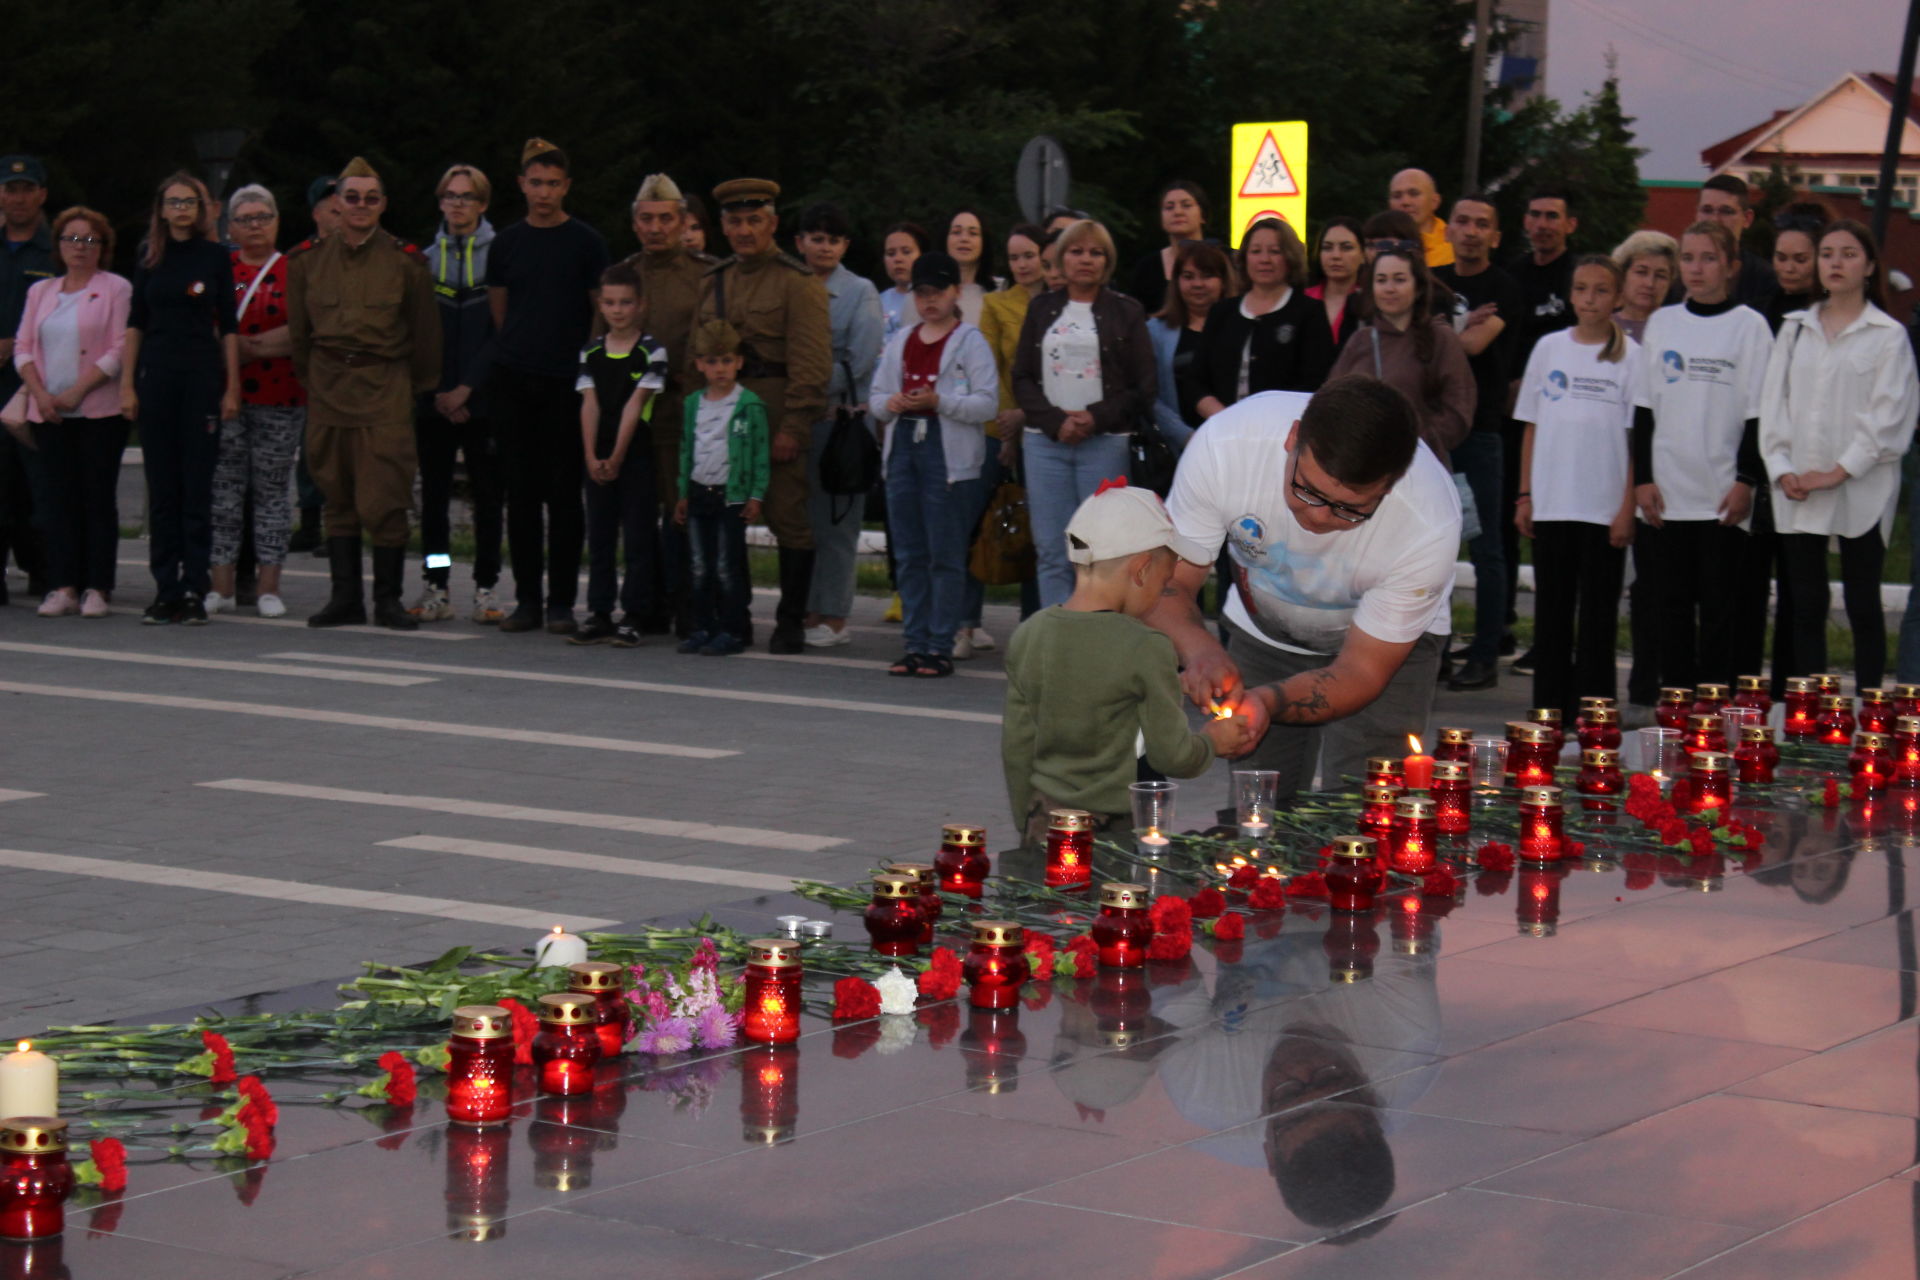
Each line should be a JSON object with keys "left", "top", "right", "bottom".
{"left": 1660, "top": 350, "right": 1684, "bottom": 383}
{"left": 1229, "top": 514, "right": 1267, "bottom": 557}
{"left": 1544, "top": 370, "right": 1568, "bottom": 401}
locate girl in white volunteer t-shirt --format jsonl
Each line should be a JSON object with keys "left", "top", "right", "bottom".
{"left": 1515, "top": 255, "right": 1639, "bottom": 724}
{"left": 1630, "top": 221, "right": 1773, "bottom": 690}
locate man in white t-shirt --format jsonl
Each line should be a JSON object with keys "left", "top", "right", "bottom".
{"left": 1151, "top": 377, "right": 1462, "bottom": 798}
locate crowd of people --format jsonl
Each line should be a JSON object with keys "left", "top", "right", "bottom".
{"left": 1, "top": 144, "right": 1917, "bottom": 760}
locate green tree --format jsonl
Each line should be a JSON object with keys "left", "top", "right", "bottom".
{"left": 1489, "top": 72, "right": 1646, "bottom": 256}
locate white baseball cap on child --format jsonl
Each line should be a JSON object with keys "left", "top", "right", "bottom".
{"left": 1064, "top": 479, "right": 1210, "bottom": 566}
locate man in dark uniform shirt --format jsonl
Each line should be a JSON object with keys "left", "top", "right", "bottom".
{"left": 0, "top": 155, "right": 53, "bottom": 601}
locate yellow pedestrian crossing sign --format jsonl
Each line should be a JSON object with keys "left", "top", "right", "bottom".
{"left": 1230, "top": 122, "right": 1308, "bottom": 247}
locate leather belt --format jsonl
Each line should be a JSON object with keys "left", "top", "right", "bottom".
{"left": 315, "top": 346, "right": 400, "bottom": 368}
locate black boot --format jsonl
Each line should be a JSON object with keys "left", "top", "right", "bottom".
{"left": 769, "top": 548, "right": 814, "bottom": 654}
{"left": 307, "top": 537, "right": 367, "bottom": 627}
{"left": 370, "top": 546, "right": 419, "bottom": 631}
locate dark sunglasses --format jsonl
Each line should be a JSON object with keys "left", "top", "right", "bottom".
{"left": 340, "top": 191, "right": 384, "bottom": 206}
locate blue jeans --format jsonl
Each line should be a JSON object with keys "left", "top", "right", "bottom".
{"left": 1899, "top": 451, "right": 1920, "bottom": 682}
{"left": 1024, "top": 429, "right": 1132, "bottom": 608}
{"left": 887, "top": 417, "right": 980, "bottom": 658}
{"left": 686, "top": 483, "right": 749, "bottom": 639}
{"left": 1453, "top": 430, "right": 1507, "bottom": 663}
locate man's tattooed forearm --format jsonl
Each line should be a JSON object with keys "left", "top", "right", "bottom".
{"left": 1271, "top": 669, "right": 1336, "bottom": 724}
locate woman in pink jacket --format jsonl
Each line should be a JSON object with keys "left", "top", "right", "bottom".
{"left": 7, "top": 207, "right": 131, "bottom": 617}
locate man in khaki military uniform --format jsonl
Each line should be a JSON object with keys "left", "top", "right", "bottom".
{"left": 692, "top": 178, "right": 830, "bottom": 653}
{"left": 624, "top": 173, "right": 715, "bottom": 634}
{"left": 286, "top": 155, "right": 440, "bottom": 629}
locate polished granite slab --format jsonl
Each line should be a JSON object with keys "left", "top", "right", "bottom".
{"left": 20, "top": 794, "right": 1920, "bottom": 1279}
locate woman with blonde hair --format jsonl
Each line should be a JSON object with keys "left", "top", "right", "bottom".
{"left": 1609, "top": 230, "right": 1677, "bottom": 343}
{"left": 119, "top": 170, "right": 239, "bottom": 625}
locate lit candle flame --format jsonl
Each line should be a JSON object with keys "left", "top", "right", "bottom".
{"left": 14, "top": 1040, "right": 27, "bottom": 1054}
{"left": 1207, "top": 699, "right": 1235, "bottom": 721}
{"left": 1408, "top": 733, "right": 1425, "bottom": 754}
{"left": 550, "top": 924, "right": 564, "bottom": 936}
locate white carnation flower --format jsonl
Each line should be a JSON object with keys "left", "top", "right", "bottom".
{"left": 874, "top": 965, "right": 918, "bottom": 1016}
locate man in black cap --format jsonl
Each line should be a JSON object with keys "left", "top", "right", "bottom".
{"left": 692, "top": 177, "right": 830, "bottom": 653}
{"left": 0, "top": 154, "right": 53, "bottom": 602}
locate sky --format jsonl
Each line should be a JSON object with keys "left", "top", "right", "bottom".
{"left": 1544, "top": 0, "right": 1909, "bottom": 180}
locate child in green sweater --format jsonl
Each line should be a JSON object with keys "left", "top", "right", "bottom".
{"left": 1003, "top": 482, "right": 1257, "bottom": 842}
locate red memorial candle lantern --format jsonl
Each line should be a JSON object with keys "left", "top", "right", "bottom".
{"left": 1686, "top": 751, "right": 1733, "bottom": 815}
{"left": 1574, "top": 747, "right": 1625, "bottom": 810}
{"left": 1656, "top": 687, "right": 1694, "bottom": 732}
{"left": 566, "top": 963, "right": 631, "bottom": 1061}
{"left": 1365, "top": 755, "right": 1404, "bottom": 789}
{"left": 0, "top": 1120, "right": 70, "bottom": 1242}
{"left": 1734, "top": 724, "right": 1780, "bottom": 784}
{"left": 1435, "top": 727, "right": 1475, "bottom": 764}
{"left": 1090, "top": 882, "right": 1152, "bottom": 969}
{"left": 444, "top": 1120, "right": 511, "bottom": 1241}
{"left": 741, "top": 938, "right": 803, "bottom": 1044}
{"left": 1431, "top": 761, "right": 1472, "bottom": 835}
{"left": 1358, "top": 784, "right": 1402, "bottom": 843}
{"left": 963, "top": 921, "right": 1031, "bottom": 1009}
{"left": 1402, "top": 735, "right": 1435, "bottom": 791}
{"left": 885, "top": 861, "right": 943, "bottom": 939}
{"left": 1577, "top": 706, "right": 1622, "bottom": 751}
{"left": 1517, "top": 785, "right": 1567, "bottom": 862}
{"left": 1817, "top": 695, "right": 1857, "bottom": 747}
{"left": 446, "top": 1004, "right": 516, "bottom": 1126}
{"left": 531, "top": 994, "right": 602, "bottom": 1096}
{"left": 1894, "top": 717, "right": 1920, "bottom": 787}
{"left": 1894, "top": 684, "right": 1920, "bottom": 722}
{"left": 864, "top": 874, "right": 924, "bottom": 957}
{"left": 738, "top": 1043, "right": 800, "bottom": 1146}
{"left": 1577, "top": 695, "right": 1616, "bottom": 727}
{"left": 1503, "top": 721, "right": 1528, "bottom": 782}
{"left": 1516, "top": 863, "right": 1567, "bottom": 937}
{"left": 1043, "top": 809, "right": 1095, "bottom": 889}
{"left": 1528, "top": 707, "right": 1565, "bottom": 754}
{"left": 1851, "top": 731, "right": 1895, "bottom": 793}
{"left": 1733, "top": 674, "right": 1772, "bottom": 716}
{"left": 1325, "top": 837, "right": 1385, "bottom": 911}
{"left": 1815, "top": 673, "right": 1845, "bottom": 698}
{"left": 1859, "top": 689, "right": 1895, "bottom": 735}
{"left": 1691, "top": 682, "right": 1730, "bottom": 718}
{"left": 1783, "top": 677, "right": 1820, "bottom": 740}
{"left": 933, "top": 823, "right": 990, "bottom": 899}
{"left": 1388, "top": 795, "right": 1438, "bottom": 874}
{"left": 1683, "top": 712, "right": 1726, "bottom": 756}
{"left": 1509, "top": 724, "right": 1559, "bottom": 788}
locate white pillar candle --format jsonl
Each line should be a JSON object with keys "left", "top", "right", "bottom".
{"left": 0, "top": 1042, "right": 57, "bottom": 1119}
{"left": 533, "top": 926, "right": 589, "bottom": 968}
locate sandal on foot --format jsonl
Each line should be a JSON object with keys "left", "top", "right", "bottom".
{"left": 914, "top": 654, "right": 955, "bottom": 678}
{"left": 888, "top": 653, "right": 924, "bottom": 677}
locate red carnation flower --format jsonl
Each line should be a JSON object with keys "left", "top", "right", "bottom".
{"left": 1247, "top": 877, "right": 1288, "bottom": 909}
{"left": 1421, "top": 867, "right": 1460, "bottom": 897}
{"left": 1147, "top": 927, "right": 1192, "bottom": 961}
{"left": 1188, "top": 887, "right": 1226, "bottom": 919}
{"left": 1213, "top": 912, "right": 1246, "bottom": 941}
{"left": 1064, "top": 934, "right": 1099, "bottom": 973}
{"left": 497, "top": 998, "right": 541, "bottom": 1065}
{"left": 1823, "top": 778, "right": 1841, "bottom": 807}
{"left": 377, "top": 1051, "right": 418, "bottom": 1105}
{"left": 241, "top": 1106, "right": 274, "bottom": 1162}
{"left": 236, "top": 1075, "right": 278, "bottom": 1127}
{"left": 1150, "top": 895, "right": 1193, "bottom": 933}
{"left": 1688, "top": 828, "right": 1715, "bottom": 856}
{"left": 917, "top": 947, "right": 964, "bottom": 1000}
{"left": 1023, "top": 934, "right": 1056, "bottom": 981}
{"left": 201, "top": 1030, "right": 237, "bottom": 1085}
{"left": 1227, "top": 864, "right": 1260, "bottom": 890}
{"left": 832, "top": 976, "right": 881, "bottom": 1020}
{"left": 1475, "top": 843, "right": 1515, "bottom": 872}
{"left": 90, "top": 1138, "right": 127, "bottom": 1194}
{"left": 1284, "top": 872, "right": 1328, "bottom": 899}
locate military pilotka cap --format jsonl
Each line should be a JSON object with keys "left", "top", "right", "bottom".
{"left": 633, "top": 173, "right": 683, "bottom": 204}
{"left": 0, "top": 156, "right": 46, "bottom": 187}
{"left": 691, "top": 319, "right": 744, "bottom": 359}
{"left": 713, "top": 178, "right": 779, "bottom": 211}
{"left": 521, "top": 137, "right": 564, "bottom": 167}
{"left": 337, "top": 155, "right": 380, "bottom": 183}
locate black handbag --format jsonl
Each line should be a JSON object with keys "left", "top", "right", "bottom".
{"left": 817, "top": 360, "right": 881, "bottom": 522}
{"left": 1129, "top": 420, "right": 1180, "bottom": 497}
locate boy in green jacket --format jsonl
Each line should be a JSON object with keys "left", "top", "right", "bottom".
{"left": 673, "top": 320, "right": 769, "bottom": 656}
{"left": 1003, "top": 482, "right": 1257, "bottom": 842}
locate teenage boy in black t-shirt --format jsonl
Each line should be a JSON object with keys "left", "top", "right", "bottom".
{"left": 486, "top": 137, "right": 610, "bottom": 634}
{"left": 1433, "top": 195, "right": 1524, "bottom": 691}
{"left": 573, "top": 263, "right": 668, "bottom": 645}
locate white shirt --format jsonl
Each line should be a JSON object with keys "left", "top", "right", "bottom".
{"left": 1761, "top": 302, "right": 1920, "bottom": 540}
{"left": 38, "top": 290, "right": 86, "bottom": 411}
{"left": 1167, "top": 391, "right": 1461, "bottom": 656}
{"left": 1040, "top": 299, "right": 1102, "bottom": 413}
{"left": 1515, "top": 329, "right": 1640, "bottom": 526}
{"left": 691, "top": 387, "right": 740, "bottom": 488}
{"left": 1634, "top": 302, "right": 1773, "bottom": 524}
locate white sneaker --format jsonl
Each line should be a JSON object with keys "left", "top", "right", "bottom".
{"left": 79, "top": 589, "right": 110, "bottom": 619}
{"left": 803, "top": 623, "right": 852, "bottom": 648}
{"left": 953, "top": 630, "right": 974, "bottom": 660}
{"left": 970, "top": 627, "right": 996, "bottom": 652}
{"left": 471, "top": 587, "right": 506, "bottom": 624}
{"left": 408, "top": 585, "right": 453, "bottom": 621}
{"left": 256, "top": 593, "right": 287, "bottom": 618}
{"left": 203, "top": 591, "right": 231, "bottom": 615}
{"left": 36, "top": 588, "right": 78, "bottom": 617}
